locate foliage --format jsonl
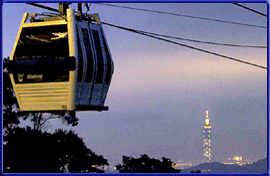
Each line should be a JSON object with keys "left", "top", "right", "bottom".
{"left": 115, "top": 154, "right": 180, "bottom": 173}
{"left": 3, "top": 57, "right": 20, "bottom": 133}
{"left": 3, "top": 127, "right": 108, "bottom": 173}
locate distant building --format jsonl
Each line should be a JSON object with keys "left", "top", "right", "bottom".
{"left": 223, "top": 155, "right": 246, "bottom": 165}
{"left": 203, "top": 110, "right": 211, "bottom": 162}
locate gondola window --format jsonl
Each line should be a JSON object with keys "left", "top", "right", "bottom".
{"left": 101, "top": 30, "right": 113, "bottom": 84}
{"left": 77, "top": 27, "right": 84, "bottom": 82}
{"left": 82, "top": 28, "right": 94, "bottom": 83}
{"left": 92, "top": 30, "right": 104, "bottom": 84}
{"left": 13, "top": 25, "right": 69, "bottom": 83}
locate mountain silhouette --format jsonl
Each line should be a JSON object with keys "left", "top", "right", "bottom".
{"left": 181, "top": 158, "right": 267, "bottom": 173}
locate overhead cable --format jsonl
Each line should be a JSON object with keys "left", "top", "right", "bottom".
{"left": 134, "top": 30, "right": 266, "bottom": 48}
{"left": 94, "top": 3, "right": 267, "bottom": 29}
{"left": 233, "top": 3, "right": 267, "bottom": 17}
{"left": 101, "top": 21, "right": 267, "bottom": 70}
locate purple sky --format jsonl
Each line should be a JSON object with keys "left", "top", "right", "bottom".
{"left": 3, "top": 2, "right": 267, "bottom": 166}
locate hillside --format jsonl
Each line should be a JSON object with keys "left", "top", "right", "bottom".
{"left": 181, "top": 158, "right": 267, "bottom": 173}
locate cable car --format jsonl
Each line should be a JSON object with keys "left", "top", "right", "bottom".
{"left": 9, "top": 8, "right": 114, "bottom": 112}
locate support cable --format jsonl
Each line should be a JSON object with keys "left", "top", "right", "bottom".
{"left": 24, "top": 3, "right": 267, "bottom": 70}
{"left": 94, "top": 3, "right": 267, "bottom": 29}
{"left": 101, "top": 21, "right": 267, "bottom": 70}
{"left": 134, "top": 30, "right": 266, "bottom": 48}
{"left": 233, "top": 3, "right": 267, "bottom": 17}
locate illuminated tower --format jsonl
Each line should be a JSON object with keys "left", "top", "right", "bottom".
{"left": 203, "top": 110, "right": 211, "bottom": 162}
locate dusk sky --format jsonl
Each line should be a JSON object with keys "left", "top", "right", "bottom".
{"left": 3, "top": 2, "right": 268, "bottom": 166}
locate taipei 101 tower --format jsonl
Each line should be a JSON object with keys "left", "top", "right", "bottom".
{"left": 203, "top": 110, "right": 211, "bottom": 162}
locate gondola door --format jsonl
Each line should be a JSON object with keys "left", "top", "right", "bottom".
{"left": 76, "top": 22, "right": 96, "bottom": 107}
{"left": 87, "top": 23, "right": 106, "bottom": 107}
{"left": 75, "top": 18, "right": 113, "bottom": 111}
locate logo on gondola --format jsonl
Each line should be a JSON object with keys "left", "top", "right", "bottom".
{"left": 61, "top": 105, "right": 67, "bottom": 110}
{"left": 18, "top": 74, "right": 24, "bottom": 82}
{"left": 27, "top": 74, "right": 43, "bottom": 80}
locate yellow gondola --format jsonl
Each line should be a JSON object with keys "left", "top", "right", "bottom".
{"left": 9, "top": 7, "right": 114, "bottom": 112}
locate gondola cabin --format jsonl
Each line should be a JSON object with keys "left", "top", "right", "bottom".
{"left": 9, "top": 9, "right": 114, "bottom": 111}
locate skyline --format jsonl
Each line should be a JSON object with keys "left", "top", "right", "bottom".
{"left": 3, "top": 2, "right": 268, "bottom": 166}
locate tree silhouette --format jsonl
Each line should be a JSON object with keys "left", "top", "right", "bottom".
{"left": 3, "top": 57, "right": 20, "bottom": 134}
{"left": 3, "top": 57, "right": 108, "bottom": 173}
{"left": 3, "top": 127, "right": 108, "bottom": 173}
{"left": 115, "top": 154, "right": 180, "bottom": 173}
